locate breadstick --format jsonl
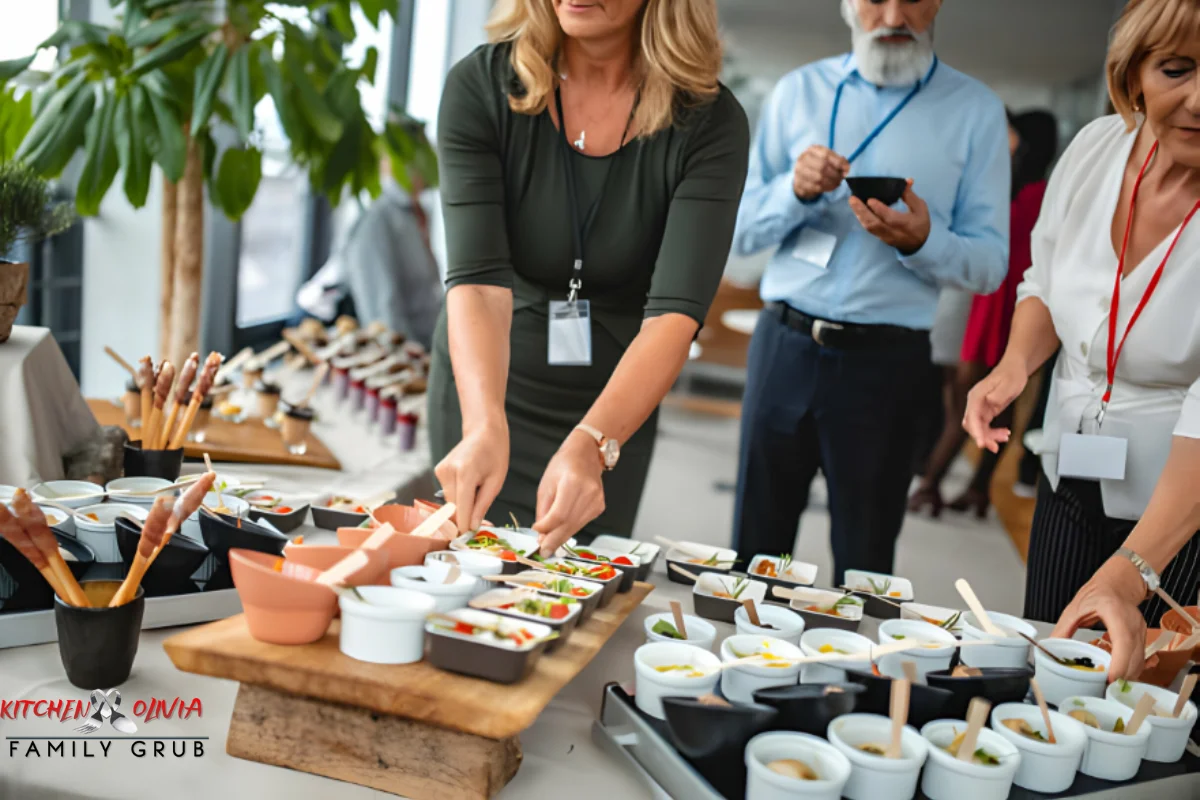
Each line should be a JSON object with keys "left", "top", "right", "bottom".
{"left": 137, "top": 356, "right": 154, "bottom": 433}
{"left": 158, "top": 352, "right": 198, "bottom": 449}
{"left": 8, "top": 491, "right": 89, "bottom": 607}
{"left": 168, "top": 352, "right": 222, "bottom": 449}
{"left": 144, "top": 360, "right": 175, "bottom": 451}
{"left": 110, "top": 497, "right": 172, "bottom": 607}
{"left": 0, "top": 505, "right": 70, "bottom": 603}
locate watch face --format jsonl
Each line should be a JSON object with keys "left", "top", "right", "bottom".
{"left": 601, "top": 439, "right": 620, "bottom": 469}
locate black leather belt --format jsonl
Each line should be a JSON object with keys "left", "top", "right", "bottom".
{"left": 767, "top": 302, "right": 929, "bottom": 350}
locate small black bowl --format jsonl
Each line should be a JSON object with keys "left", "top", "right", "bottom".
{"left": 310, "top": 503, "right": 369, "bottom": 531}
{"left": 844, "top": 668, "right": 955, "bottom": 730}
{"left": 925, "top": 667, "right": 1034, "bottom": 720}
{"left": 123, "top": 440, "right": 185, "bottom": 481}
{"left": 0, "top": 533, "right": 96, "bottom": 612}
{"left": 115, "top": 517, "right": 208, "bottom": 597}
{"left": 847, "top": 176, "right": 908, "bottom": 207}
{"left": 752, "top": 683, "right": 866, "bottom": 736}
{"left": 662, "top": 696, "right": 778, "bottom": 800}
{"left": 199, "top": 512, "right": 287, "bottom": 591}
{"left": 55, "top": 580, "right": 144, "bottom": 689}
{"left": 247, "top": 503, "right": 310, "bottom": 534}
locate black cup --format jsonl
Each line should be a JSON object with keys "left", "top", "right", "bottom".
{"left": 54, "top": 580, "right": 144, "bottom": 689}
{"left": 123, "top": 440, "right": 185, "bottom": 481}
{"left": 0, "top": 533, "right": 95, "bottom": 612}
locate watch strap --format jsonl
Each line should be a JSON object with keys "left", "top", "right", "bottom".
{"left": 1116, "top": 547, "right": 1161, "bottom": 594}
{"left": 575, "top": 423, "right": 605, "bottom": 445}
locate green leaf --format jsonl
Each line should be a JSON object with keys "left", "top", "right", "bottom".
{"left": 129, "top": 26, "right": 211, "bottom": 76}
{"left": 190, "top": 43, "right": 228, "bottom": 133}
{"left": 0, "top": 55, "right": 36, "bottom": 82}
{"left": 143, "top": 84, "right": 185, "bottom": 181}
{"left": 76, "top": 88, "right": 121, "bottom": 216}
{"left": 285, "top": 52, "right": 342, "bottom": 143}
{"left": 358, "top": 0, "right": 398, "bottom": 28}
{"left": 359, "top": 46, "right": 379, "bottom": 85}
{"left": 213, "top": 146, "right": 262, "bottom": 220}
{"left": 28, "top": 83, "right": 95, "bottom": 178}
{"left": 0, "top": 88, "right": 33, "bottom": 162}
{"left": 328, "top": 3, "right": 356, "bottom": 41}
{"left": 258, "top": 48, "right": 305, "bottom": 147}
{"left": 122, "top": 3, "right": 145, "bottom": 41}
{"left": 116, "top": 87, "right": 153, "bottom": 208}
{"left": 227, "top": 46, "right": 253, "bottom": 140}
{"left": 125, "top": 10, "right": 203, "bottom": 49}
{"left": 14, "top": 72, "right": 89, "bottom": 164}
{"left": 40, "top": 21, "right": 109, "bottom": 49}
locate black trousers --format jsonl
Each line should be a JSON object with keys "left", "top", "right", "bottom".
{"left": 733, "top": 306, "right": 931, "bottom": 586}
{"left": 1024, "top": 476, "right": 1200, "bottom": 625}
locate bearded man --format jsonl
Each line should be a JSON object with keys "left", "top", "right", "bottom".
{"left": 731, "top": 0, "right": 1010, "bottom": 584}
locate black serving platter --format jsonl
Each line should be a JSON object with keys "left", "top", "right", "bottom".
{"left": 661, "top": 696, "right": 778, "bottom": 800}
{"left": 115, "top": 517, "right": 208, "bottom": 597}
{"left": 752, "top": 683, "right": 866, "bottom": 736}
{"left": 199, "top": 512, "right": 288, "bottom": 591}
{"left": 0, "top": 533, "right": 95, "bottom": 612}
{"left": 925, "top": 666, "right": 1034, "bottom": 720}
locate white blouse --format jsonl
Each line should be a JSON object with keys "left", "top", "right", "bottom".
{"left": 1018, "top": 115, "right": 1200, "bottom": 521}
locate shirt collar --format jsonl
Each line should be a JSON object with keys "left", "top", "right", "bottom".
{"left": 841, "top": 51, "right": 939, "bottom": 89}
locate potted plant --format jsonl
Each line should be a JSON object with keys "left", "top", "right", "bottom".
{"left": 0, "top": 0, "right": 426, "bottom": 365}
{"left": 0, "top": 86, "right": 72, "bottom": 342}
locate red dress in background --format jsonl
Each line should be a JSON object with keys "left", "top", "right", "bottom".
{"left": 960, "top": 179, "right": 1048, "bottom": 367}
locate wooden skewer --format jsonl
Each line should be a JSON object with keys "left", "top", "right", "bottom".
{"left": 1125, "top": 692, "right": 1157, "bottom": 736}
{"left": 956, "top": 698, "right": 991, "bottom": 763}
{"left": 886, "top": 678, "right": 910, "bottom": 759}
{"left": 1029, "top": 678, "right": 1057, "bottom": 744}
{"left": 741, "top": 598, "right": 762, "bottom": 628}
{"left": 1154, "top": 587, "right": 1200, "bottom": 631}
{"left": 1173, "top": 673, "right": 1197, "bottom": 718}
{"left": 955, "top": 578, "right": 1006, "bottom": 637}
{"left": 671, "top": 600, "right": 689, "bottom": 639}
{"left": 901, "top": 660, "right": 920, "bottom": 685}
{"left": 298, "top": 362, "right": 330, "bottom": 408}
{"left": 104, "top": 346, "right": 137, "bottom": 376}
{"left": 668, "top": 563, "right": 703, "bottom": 583}
{"left": 1144, "top": 630, "right": 1174, "bottom": 661}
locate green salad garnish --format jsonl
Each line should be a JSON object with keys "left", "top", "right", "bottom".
{"left": 651, "top": 619, "right": 684, "bottom": 640}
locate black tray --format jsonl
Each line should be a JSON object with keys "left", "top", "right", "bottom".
{"left": 594, "top": 683, "right": 1200, "bottom": 800}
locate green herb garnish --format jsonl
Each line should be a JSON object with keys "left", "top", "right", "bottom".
{"left": 939, "top": 611, "right": 962, "bottom": 630}
{"left": 1117, "top": 679, "right": 1131, "bottom": 693}
{"left": 728, "top": 577, "right": 750, "bottom": 600}
{"left": 866, "top": 576, "right": 892, "bottom": 596}
{"left": 974, "top": 748, "right": 1000, "bottom": 766}
{"left": 651, "top": 619, "right": 684, "bottom": 640}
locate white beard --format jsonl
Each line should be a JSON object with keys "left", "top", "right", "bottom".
{"left": 841, "top": 0, "right": 936, "bottom": 87}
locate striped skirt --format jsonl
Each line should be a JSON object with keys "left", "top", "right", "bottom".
{"left": 1024, "top": 477, "right": 1200, "bottom": 625}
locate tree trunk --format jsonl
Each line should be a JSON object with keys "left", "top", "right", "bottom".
{"left": 169, "top": 136, "right": 204, "bottom": 368}
{"left": 159, "top": 175, "right": 177, "bottom": 363}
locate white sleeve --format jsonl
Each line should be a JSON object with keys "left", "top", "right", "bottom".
{"left": 1174, "top": 377, "right": 1200, "bottom": 439}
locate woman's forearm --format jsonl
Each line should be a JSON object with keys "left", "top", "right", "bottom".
{"left": 1001, "top": 297, "right": 1060, "bottom": 376}
{"left": 446, "top": 284, "right": 512, "bottom": 433}
{"left": 1121, "top": 436, "right": 1200, "bottom": 576}
{"left": 577, "top": 313, "right": 698, "bottom": 443}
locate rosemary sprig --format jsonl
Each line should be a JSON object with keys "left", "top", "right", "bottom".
{"left": 866, "top": 576, "right": 892, "bottom": 596}
{"left": 729, "top": 577, "right": 750, "bottom": 600}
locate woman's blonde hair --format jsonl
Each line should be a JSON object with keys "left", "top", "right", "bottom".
{"left": 486, "top": 0, "right": 722, "bottom": 138}
{"left": 1107, "top": 0, "right": 1200, "bottom": 129}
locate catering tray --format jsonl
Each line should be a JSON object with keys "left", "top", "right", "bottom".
{"left": 593, "top": 683, "right": 1200, "bottom": 800}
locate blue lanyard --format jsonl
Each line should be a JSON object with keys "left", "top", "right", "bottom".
{"left": 829, "top": 57, "right": 939, "bottom": 165}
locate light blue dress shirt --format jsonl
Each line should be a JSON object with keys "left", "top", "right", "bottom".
{"left": 734, "top": 54, "right": 1011, "bottom": 329}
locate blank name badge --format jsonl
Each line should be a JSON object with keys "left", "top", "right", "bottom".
{"left": 791, "top": 228, "right": 838, "bottom": 269}
{"left": 1057, "top": 433, "right": 1128, "bottom": 481}
{"left": 548, "top": 300, "right": 592, "bottom": 367}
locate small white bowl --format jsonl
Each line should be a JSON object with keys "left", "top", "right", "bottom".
{"left": 990, "top": 702, "right": 1087, "bottom": 793}
{"left": 0, "top": 485, "right": 16, "bottom": 504}
{"left": 720, "top": 634, "right": 804, "bottom": 704}
{"left": 38, "top": 505, "right": 74, "bottom": 537}
{"left": 31, "top": 480, "right": 104, "bottom": 509}
{"left": 960, "top": 611, "right": 1035, "bottom": 669}
{"left": 1106, "top": 679, "right": 1198, "bottom": 763}
{"left": 424, "top": 550, "right": 502, "bottom": 596}
{"left": 745, "top": 731, "right": 852, "bottom": 800}
{"left": 1059, "top": 695, "right": 1150, "bottom": 781}
{"left": 919, "top": 720, "right": 1020, "bottom": 800}
{"left": 876, "top": 619, "right": 957, "bottom": 680}
{"left": 73, "top": 503, "right": 148, "bottom": 563}
{"left": 643, "top": 611, "right": 717, "bottom": 650}
{"left": 735, "top": 604, "right": 806, "bottom": 646}
{"left": 180, "top": 492, "right": 250, "bottom": 543}
{"left": 826, "top": 713, "right": 928, "bottom": 800}
{"left": 338, "top": 586, "right": 436, "bottom": 664}
{"left": 799, "top": 628, "right": 875, "bottom": 684}
{"left": 1033, "top": 638, "right": 1111, "bottom": 706}
{"left": 390, "top": 565, "right": 478, "bottom": 613}
{"left": 105, "top": 477, "right": 174, "bottom": 507}
{"left": 632, "top": 642, "right": 721, "bottom": 720}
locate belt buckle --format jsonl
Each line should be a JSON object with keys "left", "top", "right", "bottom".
{"left": 811, "top": 319, "right": 843, "bottom": 346}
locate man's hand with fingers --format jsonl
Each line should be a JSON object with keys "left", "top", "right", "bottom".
{"left": 849, "top": 180, "right": 932, "bottom": 255}
{"left": 793, "top": 145, "right": 850, "bottom": 201}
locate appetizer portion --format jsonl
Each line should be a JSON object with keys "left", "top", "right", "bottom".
{"left": 1066, "top": 708, "right": 1125, "bottom": 732}
{"left": 749, "top": 554, "right": 819, "bottom": 585}
{"left": 653, "top": 664, "right": 708, "bottom": 679}
{"left": 523, "top": 575, "right": 595, "bottom": 599}
{"left": 766, "top": 759, "right": 819, "bottom": 780}
{"left": 946, "top": 730, "right": 1001, "bottom": 766}
{"left": 1001, "top": 718, "right": 1047, "bottom": 742}
{"left": 427, "top": 614, "right": 555, "bottom": 650}
{"left": 463, "top": 529, "right": 524, "bottom": 561}
{"left": 499, "top": 595, "right": 577, "bottom": 621}
{"left": 844, "top": 569, "right": 914, "bottom": 600}
{"left": 651, "top": 619, "right": 685, "bottom": 640}
{"left": 325, "top": 496, "right": 367, "bottom": 514}
{"left": 803, "top": 595, "right": 863, "bottom": 619}
{"left": 857, "top": 743, "right": 887, "bottom": 756}
{"left": 1063, "top": 657, "right": 1103, "bottom": 672}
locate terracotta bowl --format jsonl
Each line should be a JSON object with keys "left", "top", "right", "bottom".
{"left": 1159, "top": 606, "right": 1200, "bottom": 661}
{"left": 281, "top": 543, "right": 389, "bottom": 586}
{"left": 369, "top": 503, "right": 459, "bottom": 540}
{"left": 1096, "top": 626, "right": 1195, "bottom": 687}
{"left": 337, "top": 526, "right": 445, "bottom": 570}
{"left": 229, "top": 549, "right": 336, "bottom": 645}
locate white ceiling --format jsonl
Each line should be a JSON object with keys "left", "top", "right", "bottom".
{"left": 718, "top": 0, "right": 1121, "bottom": 88}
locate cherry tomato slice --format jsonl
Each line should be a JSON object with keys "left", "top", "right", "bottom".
{"left": 612, "top": 556, "right": 634, "bottom": 566}
{"left": 500, "top": 550, "right": 517, "bottom": 561}
{"left": 549, "top": 604, "right": 569, "bottom": 619}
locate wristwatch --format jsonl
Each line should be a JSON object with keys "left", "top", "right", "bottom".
{"left": 1116, "top": 547, "right": 1160, "bottom": 598}
{"left": 575, "top": 423, "right": 620, "bottom": 471}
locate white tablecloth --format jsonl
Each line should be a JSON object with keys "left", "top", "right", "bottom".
{"left": 0, "top": 326, "right": 98, "bottom": 486}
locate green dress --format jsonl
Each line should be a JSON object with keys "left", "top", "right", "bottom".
{"left": 429, "top": 43, "right": 749, "bottom": 537}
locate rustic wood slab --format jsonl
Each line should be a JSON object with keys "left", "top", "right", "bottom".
{"left": 226, "top": 684, "right": 521, "bottom": 800}
{"left": 164, "top": 581, "right": 653, "bottom": 740}
{"left": 88, "top": 397, "right": 341, "bottom": 470}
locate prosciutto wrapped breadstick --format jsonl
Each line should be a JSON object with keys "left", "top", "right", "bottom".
{"left": 144, "top": 360, "right": 175, "bottom": 450}
{"left": 108, "top": 497, "right": 172, "bottom": 607}
{"left": 158, "top": 352, "right": 198, "bottom": 449}
{"left": 0, "top": 504, "right": 70, "bottom": 602}
{"left": 7, "top": 491, "right": 89, "bottom": 607}
{"left": 137, "top": 356, "right": 154, "bottom": 432}
{"left": 168, "top": 352, "right": 222, "bottom": 450}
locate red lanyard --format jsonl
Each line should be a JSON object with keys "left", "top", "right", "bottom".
{"left": 1103, "top": 141, "right": 1200, "bottom": 417}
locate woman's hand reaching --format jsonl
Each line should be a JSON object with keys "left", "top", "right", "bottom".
{"left": 435, "top": 421, "right": 509, "bottom": 534}
{"left": 1050, "top": 556, "right": 1149, "bottom": 681}
{"left": 532, "top": 430, "right": 606, "bottom": 556}
{"left": 963, "top": 358, "right": 1027, "bottom": 453}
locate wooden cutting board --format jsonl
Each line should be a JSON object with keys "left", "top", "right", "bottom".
{"left": 164, "top": 582, "right": 653, "bottom": 740}
{"left": 87, "top": 398, "right": 341, "bottom": 470}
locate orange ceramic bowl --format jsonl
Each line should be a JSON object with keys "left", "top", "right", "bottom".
{"left": 229, "top": 549, "right": 336, "bottom": 645}
{"left": 1159, "top": 605, "right": 1200, "bottom": 660}
{"left": 1094, "top": 627, "right": 1194, "bottom": 688}
{"left": 281, "top": 543, "right": 390, "bottom": 586}
{"left": 337, "top": 526, "right": 445, "bottom": 570}
{"left": 369, "top": 503, "right": 460, "bottom": 539}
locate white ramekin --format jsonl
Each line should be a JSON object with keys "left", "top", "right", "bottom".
{"left": 826, "top": 713, "right": 928, "bottom": 800}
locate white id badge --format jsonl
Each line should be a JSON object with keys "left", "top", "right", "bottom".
{"left": 1058, "top": 433, "right": 1128, "bottom": 481}
{"left": 791, "top": 228, "right": 838, "bottom": 269}
{"left": 548, "top": 300, "right": 592, "bottom": 366}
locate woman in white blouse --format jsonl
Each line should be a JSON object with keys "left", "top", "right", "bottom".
{"left": 964, "top": 0, "right": 1200, "bottom": 680}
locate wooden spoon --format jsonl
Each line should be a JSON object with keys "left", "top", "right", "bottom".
{"left": 955, "top": 578, "right": 1006, "bottom": 637}
{"left": 1125, "top": 692, "right": 1157, "bottom": 736}
{"left": 670, "top": 600, "right": 689, "bottom": 639}
{"left": 1172, "top": 673, "right": 1197, "bottom": 718}
{"left": 1154, "top": 587, "right": 1200, "bottom": 631}
{"left": 887, "top": 678, "right": 910, "bottom": 759}
{"left": 1017, "top": 632, "right": 1073, "bottom": 667}
{"left": 668, "top": 563, "right": 703, "bottom": 583}
{"left": 1029, "top": 678, "right": 1057, "bottom": 744}
{"left": 956, "top": 698, "right": 992, "bottom": 763}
